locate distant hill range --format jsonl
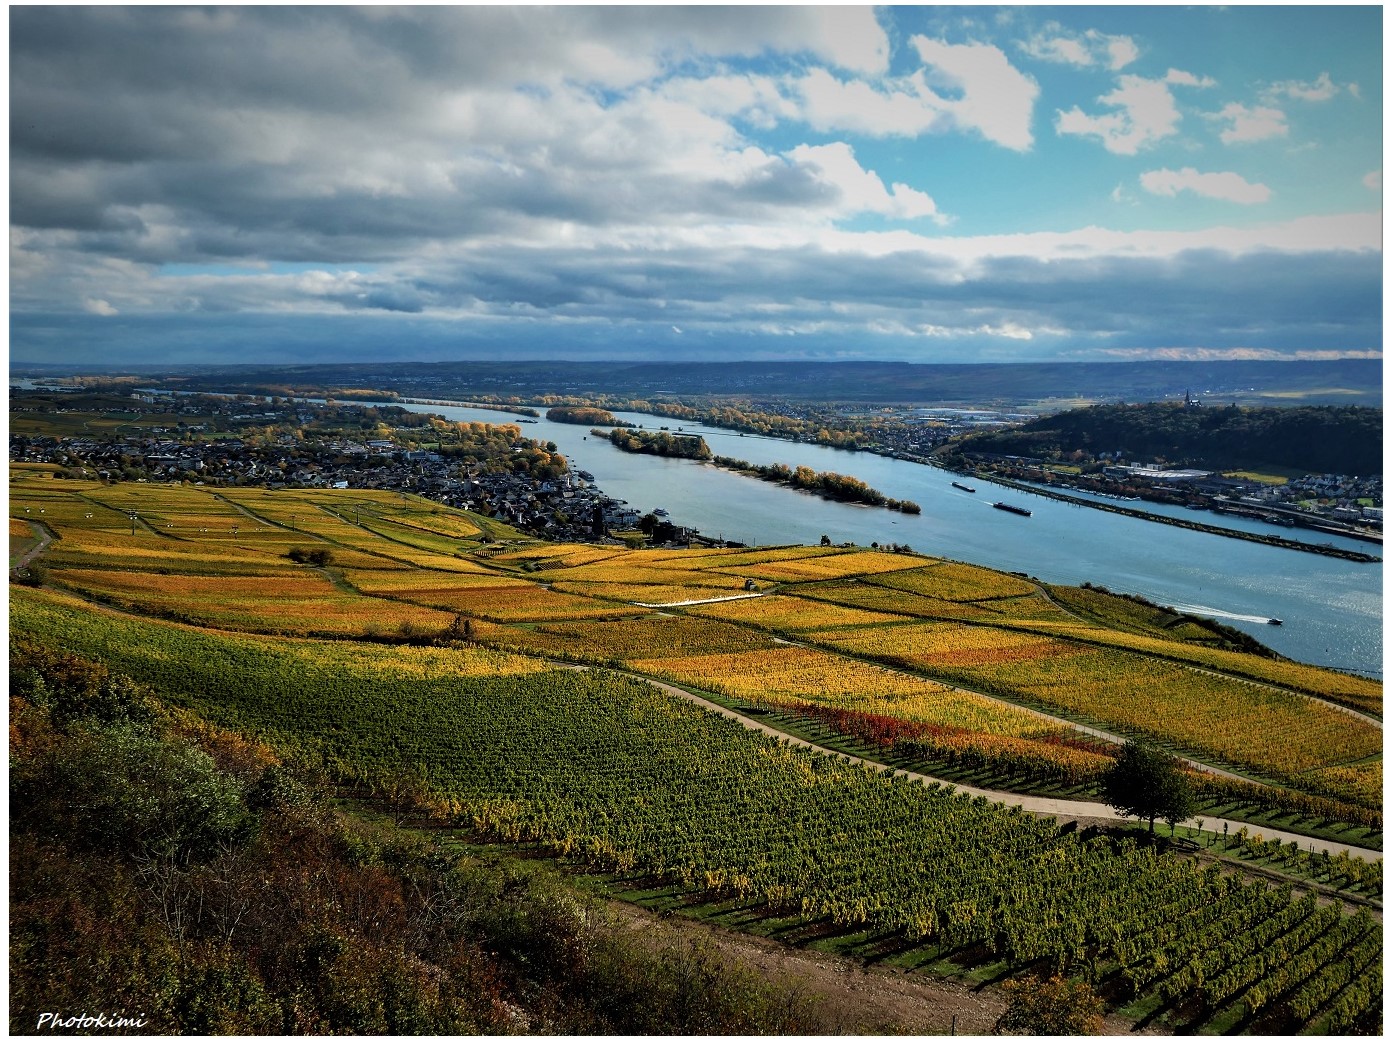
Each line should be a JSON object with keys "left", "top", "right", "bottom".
{"left": 952, "top": 402, "right": 1383, "bottom": 477}
{"left": 22, "top": 358, "right": 1381, "bottom": 408}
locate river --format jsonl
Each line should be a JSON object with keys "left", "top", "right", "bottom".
{"left": 386, "top": 400, "right": 1381, "bottom": 677}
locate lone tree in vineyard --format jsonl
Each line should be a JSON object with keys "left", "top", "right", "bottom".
{"left": 1099, "top": 739, "right": 1194, "bottom": 834}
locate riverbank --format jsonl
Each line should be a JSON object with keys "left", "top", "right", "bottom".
{"left": 953, "top": 469, "right": 1381, "bottom": 563}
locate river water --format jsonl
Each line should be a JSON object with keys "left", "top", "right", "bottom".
{"left": 387, "top": 401, "right": 1381, "bottom": 677}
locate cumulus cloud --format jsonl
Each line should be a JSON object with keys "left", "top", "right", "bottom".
{"left": 1139, "top": 167, "right": 1272, "bottom": 204}
{"left": 786, "top": 143, "right": 944, "bottom": 222}
{"left": 82, "top": 298, "right": 118, "bottom": 316}
{"left": 1163, "top": 68, "right": 1217, "bottom": 89}
{"left": 1056, "top": 69, "right": 1217, "bottom": 154}
{"left": 792, "top": 36, "right": 1038, "bottom": 151}
{"left": 1208, "top": 102, "right": 1289, "bottom": 144}
{"left": 1056, "top": 75, "right": 1178, "bottom": 154}
{"left": 909, "top": 35, "right": 1040, "bottom": 151}
{"left": 1268, "top": 72, "right": 1341, "bottom": 102}
{"left": 794, "top": 69, "right": 945, "bottom": 137}
{"left": 1019, "top": 23, "right": 1139, "bottom": 71}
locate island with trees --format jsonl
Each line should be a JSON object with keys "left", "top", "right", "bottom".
{"left": 713, "top": 455, "right": 920, "bottom": 513}
{"left": 591, "top": 427, "right": 713, "bottom": 459}
{"left": 546, "top": 405, "right": 634, "bottom": 427}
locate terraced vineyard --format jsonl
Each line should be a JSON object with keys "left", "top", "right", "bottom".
{"left": 10, "top": 469, "right": 1383, "bottom": 1033}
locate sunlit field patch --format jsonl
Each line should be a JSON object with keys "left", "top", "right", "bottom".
{"left": 402, "top": 584, "right": 646, "bottom": 622}
{"left": 550, "top": 581, "right": 755, "bottom": 606}
{"left": 1012, "top": 619, "right": 1384, "bottom": 715}
{"left": 12, "top": 585, "right": 554, "bottom": 683}
{"left": 493, "top": 544, "right": 630, "bottom": 567}
{"left": 629, "top": 646, "right": 1060, "bottom": 737}
{"left": 792, "top": 582, "right": 1003, "bottom": 621}
{"left": 511, "top": 614, "right": 779, "bottom": 661}
{"left": 687, "top": 594, "right": 907, "bottom": 631}
{"left": 8, "top": 462, "right": 67, "bottom": 477}
{"left": 42, "top": 529, "right": 304, "bottom": 574}
{"left": 1301, "top": 761, "right": 1384, "bottom": 806}
{"left": 12, "top": 494, "right": 125, "bottom": 531}
{"left": 809, "top": 621, "right": 1086, "bottom": 668}
{"left": 865, "top": 561, "right": 1037, "bottom": 601}
{"left": 345, "top": 569, "right": 536, "bottom": 594}
{"left": 717, "top": 552, "right": 936, "bottom": 583}
{"left": 812, "top": 621, "right": 1380, "bottom": 781}
{"left": 545, "top": 559, "right": 753, "bottom": 587}
{"left": 623, "top": 545, "right": 842, "bottom": 571}
{"left": 46, "top": 566, "right": 459, "bottom": 636}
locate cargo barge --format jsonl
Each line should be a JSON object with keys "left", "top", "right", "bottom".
{"left": 992, "top": 501, "right": 1031, "bottom": 517}
{"left": 952, "top": 482, "right": 976, "bottom": 492}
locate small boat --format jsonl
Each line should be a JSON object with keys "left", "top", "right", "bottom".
{"left": 653, "top": 508, "right": 669, "bottom": 517}
{"left": 952, "top": 482, "right": 976, "bottom": 493}
{"left": 993, "top": 502, "right": 1031, "bottom": 517}
{"left": 1267, "top": 618, "right": 1283, "bottom": 626}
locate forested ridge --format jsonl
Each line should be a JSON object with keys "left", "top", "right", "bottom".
{"left": 953, "top": 403, "right": 1382, "bottom": 476}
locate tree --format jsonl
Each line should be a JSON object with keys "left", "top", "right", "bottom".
{"left": 1099, "top": 739, "right": 1194, "bottom": 833}
{"left": 995, "top": 975, "right": 1105, "bottom": 1035}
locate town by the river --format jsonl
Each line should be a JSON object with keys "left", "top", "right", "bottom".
{"left": 383, "top": 399, "right": 1382, "bottom": 679}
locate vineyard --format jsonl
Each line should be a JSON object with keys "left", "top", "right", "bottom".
{"left": 10, "top": 585, "right": 1382, "bottom": 1035}
{"left": 9, "top": 467, "right": 1384, "bottom": 1033}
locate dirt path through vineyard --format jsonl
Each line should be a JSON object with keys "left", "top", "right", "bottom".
{"left": 620, "top": 670, "right": 1381, "bottom": 862}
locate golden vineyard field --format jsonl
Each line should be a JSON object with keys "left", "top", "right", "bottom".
{"left": 10, "top": 469, "right": 1382, "bottom": 816}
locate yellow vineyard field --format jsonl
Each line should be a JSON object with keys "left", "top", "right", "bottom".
{"left": 344, "top": 569, "right": 534, "bottom": 594}
{"left": 1007, "top": 619, "right": 1383, "bottom": 715}
{"left": 864, "top": 561, "right": 1037, "bottom": 601}
{"left": 549, "top": 581, "right": 754, "bottom": 606}
{"left": 809, "top": 620, "right": 1084, "bottom": 667}
{"left": 629, "top": 646, "right": 1061, "bottom": 738}
{"left": 687, "top": 594, "right": 909, "bottom": 631}
{"left": 540, "top": 559, "right": 754, "bottom": 587}
{"left": 810, "top": 621, "right": 1380, "bottom": 780}
{"left": 398, "top": 584, "right": 646, "bottom": 622}
{"left": 48, "top": 566, "right": 458, "bottom": 637}
{"left": 494, "top": 544, "right": 632, "bottom": 567}
{"left": 793, "top": 582, "right": 1005, "bottom": 622}
{"left": 13, "top": 585, "right": 554, "bottom": 682}
{"left": 469, "top": 614, "right": 778, "bottom": 662}
{"left": 669, "top": 545, "right": 855, "bottom": 568}
{"left": 41, "top": 529, "right": 307, "bottom": 575}
{"left": 719, "top": 551, "right": 937, "bottom": 583}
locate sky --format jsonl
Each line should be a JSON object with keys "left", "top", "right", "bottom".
{"left": 9, "top": 4, "right": 1383, "bottom": 367}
